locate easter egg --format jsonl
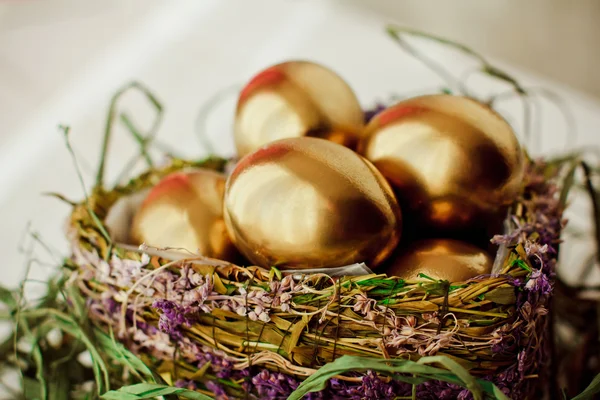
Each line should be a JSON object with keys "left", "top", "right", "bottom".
{"left": 385, "top": 239, "right": 493, "bottom": 282}
{"left": 223, "top": 137, "right": 401, "bottom": 269}
{"left": 234, "top": 61, "right": 364, "bottom": 157}
{"left": 359, "top": 94, "right": 525, "bottom": 235}
{"left": 131, "top": 169, "right": 239, "bottom": 261}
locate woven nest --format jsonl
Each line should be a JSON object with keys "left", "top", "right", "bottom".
{"left": 66, "top": 154, "right": 564, "bottom": 400}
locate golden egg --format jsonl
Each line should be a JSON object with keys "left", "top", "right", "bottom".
{"left": 234, "top": 60, "right": 364, "bottom": 157}
{"left": 359, "top": 94, "right": 525, "bottom": 235}
{"left": 223, "top": 137, "right": 401, "bottom": 269}
{"left": 385, "top": 239, "right": 493, "bottom": 282}
{"left": 131, "top": 168, "right": 239, "bottom": 261}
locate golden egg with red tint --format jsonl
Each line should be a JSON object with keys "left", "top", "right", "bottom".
{"left": 223, "top": 137, "right": 402, "bottom": 269}
{"left": 359, "top": 94, "right": 525, "bottom": 236}
{"left": 130, "top": 169, "right": 239, "bottom": 261}
{"left": 234, "top": 61, "right": 364, "bottom": 157}
{"left": 385, "top": 239, "right": 493, "bottom": 282}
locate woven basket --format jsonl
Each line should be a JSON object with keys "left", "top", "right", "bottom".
{"left": 67, "top": 153, "right": 564, "bottom": 399}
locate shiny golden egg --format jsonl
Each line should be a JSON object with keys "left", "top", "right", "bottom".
{"left": 359, "top": 94, "right": 525, "bottom": 235}
{"left": 223, "top": 137, "right": 402, "bottom": 269}
{"left": 385, "top": 239, "right": 493, "bottom": 282}
{"left": 131, "top": 168, "right": 239, "bottom": 261}
{"left": 234, "top": 60, "right": 365, "bottom": 157}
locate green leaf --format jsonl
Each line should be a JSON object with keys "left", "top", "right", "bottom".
{"left": 101, "top": 383, "right": 214, "bottom": 400}
{"left": 485, "top": 286, "right": 517, "bottom": 305}
{"left": 22, "top": 308, "right": 110, "bottom": 396}
{"left": 0, "top": 285, "right": 16, "bottom": 308}
{"left": 512, "top": 259, "right": 531, "bottom": 272}
{"left": 19, "top": 318, "right": 48, "bottom": 400}
{"left": 101, "top": 392, "right": 139, "bottom": 400}
{"left": 212, "top": 273, "right": 228, "bottom": 295}
{"left": 418, "top": 273, "right": 437, "bottom": 281}
{"left": 368, "top": 287, "right": 407, "bottom": 296}
{"left": 357, "top": 278, "right": 403, "bottom": 287}
{"left": 94, "top": 328, "right": 160, "bottom": 383}
{"left": 287, "top": 355, "right": 508, "bottom": 400}
{"left": 269, "top": 267, "right": 282, "bottom": 281}
{"left": 286, "top": 319, "right": 309, "bottom": 355}
{"left": 48, "top": 366, "right": 70, "bottom": 400}
{"left": 417, "top": 356, "right": 487, "bottom": 400}
{"left": 23, "top": 377, "right": 43, "bottom": 399}
{"left": 572, "top": 372, "right": 600, "bottom": 400}
{"left": 65, "top": 283, "right": 87, "bottom": 323}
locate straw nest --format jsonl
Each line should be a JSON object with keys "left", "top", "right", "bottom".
{"left": 66, "top": 153, "right": 565, "bottom": 400}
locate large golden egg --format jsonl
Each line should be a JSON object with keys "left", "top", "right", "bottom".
{"left": 131, "top": 169, "right": 239, "bottom": 261}
{"left": 223, "top": 137, "right": 401, "bottom": 269}
{"left": 359, "top": 94, "right": 525, "bottom": 235}
{"left": 385, "top": 239, "right": 493, "bottom": 282}
{"left": 234, "top": 60, "right": 364, "bottom": 157}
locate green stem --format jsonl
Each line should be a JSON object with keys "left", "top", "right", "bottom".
{"left": 386, "top": 26, "right": 468, "bottom": 95}
{"left": 95, "top": 81, "right": 163, "bottom": 189}
{"left": 120, "top": 113, "right": 153, "bottom": 167}
{"left": 13, "top": 237, "right": 37, "bottom": 391}
{"left": 582, "top": 161, "right": 600, "bottom": 266}
{"left": 386, "top": 25, "right": 536, "bottom": 150}
{"left": 59, "top": 125, "right": 112, "bottom": 246}
{"left": 195, "top": 83, "right": 241, "bottom": 155}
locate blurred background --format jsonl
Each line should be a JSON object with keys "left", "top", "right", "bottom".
{"left": 348, "top": 0, "right": 600, "bottom": 99}
{"left": 0, "top": 0, "right": 600, "bottom": 288}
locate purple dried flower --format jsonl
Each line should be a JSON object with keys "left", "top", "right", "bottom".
{"left": 491, "top": 233, "right": 517, "bottom": 246}
{"left": 110, "top": 255, "right": 149, "bottom": 288}
{"left": 525, "top": 269, "right": 552, "bottom": 296}
{"left": 415, "top": 380, "right": 465, "bottom": 400}
{"left": 517, "top": 350, "right": 528, "bottom": 379}
{"left": 135, "top": 320, "right": 158, "bottom": 335}
{"left": 152, "top": 299, "right": 192, "bottom": 338}
{"left": 509, "top": 277, "right": 523, "bottom": 287}
{"left": 100, "top": 291, "right": 120, "bottom": 314}
{"left": 359, "top": 371, "right": 398, "bottom": 399}
{"left": 215, "top": 359, "right": 233, "bottom": 379}
{"left": 205, "top": 380, "right": 226, "bottom": 398}
{"left": 364, "top": 103, "right": 386, "bottom": 123}
{"left": 525, "top": 242, "right": 548, "bottom": 256}
{"left": 249, "top": 369, "right": 300, "bottom": 399}
{"left": 491, "top": 323, "right": 520, "bottom": 354}
{"left": 353, "top": 292, "right": 377, "bottom": 316}
{"left": 174, "top": 379, "right": 197, "bottom": 390}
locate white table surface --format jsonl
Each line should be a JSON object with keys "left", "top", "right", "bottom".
{"left": 1, "top": 0, "right": 600, "bottom": 290}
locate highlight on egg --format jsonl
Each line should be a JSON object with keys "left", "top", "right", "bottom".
{"left": 223, "top": 137, "right": 402, "bottom": 270}
{"left": 384, "top": 238, "right": 493, "bottom": 282}
{"left": 234, "top": 60, "right": 365, "bottom": 157}
{"left": 359, "top": 94, "right": 525, "bottom": 235}
{"left": 130, "top": 168, "right": 239, "bottom": 261}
